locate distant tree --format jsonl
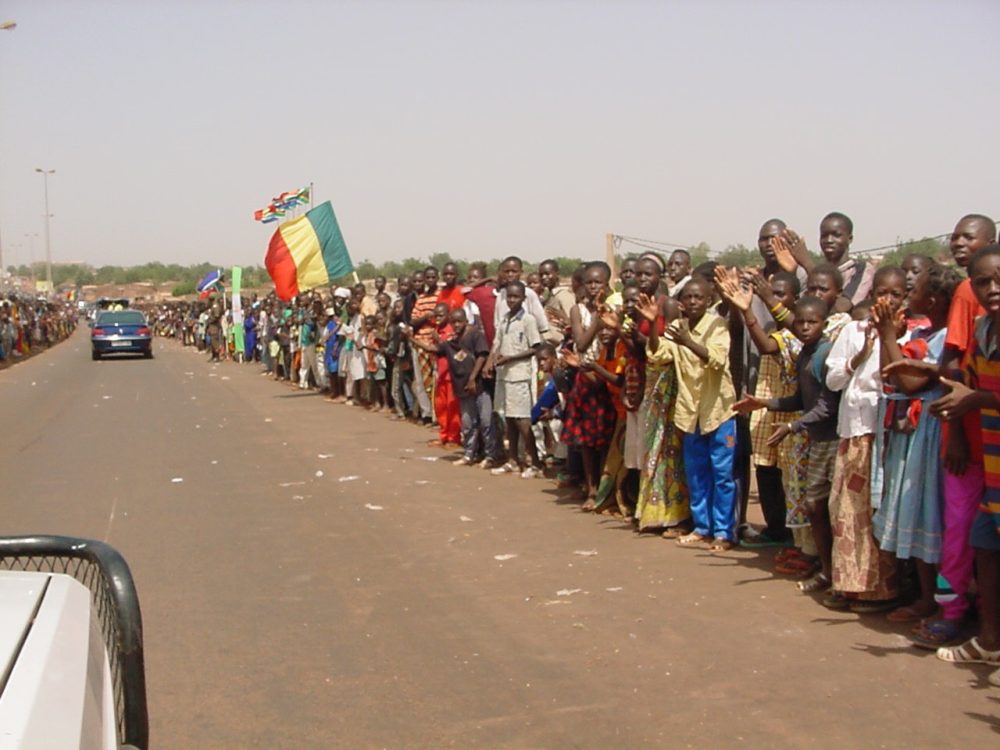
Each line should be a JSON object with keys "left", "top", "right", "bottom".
{"left": 687, "top": 242, "right": 712, "bottom": 268}
{"left": 399, "top": 257, "right": 427, "bottom": 275}
{"left": 355, "top": 260, "right": 379, "bottom": 280}
{"left": 427, "top": 252, "right": 454, "bottom": 271}
{"left": 714, "top": 243, "right": 759, "bottom": 268}
{"left": 172, "top": 282, "right": 196, "bottom": 296}
{"left": 877, "top": 236, "right": 949, "bottom": 268}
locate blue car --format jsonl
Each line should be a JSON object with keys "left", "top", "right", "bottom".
{"left": 91, "top": 310, "right": 153, "bottom": 360}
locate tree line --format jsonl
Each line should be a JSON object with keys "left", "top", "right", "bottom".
{"left": 5, "top": 236, "right": 948, "bottom": 295}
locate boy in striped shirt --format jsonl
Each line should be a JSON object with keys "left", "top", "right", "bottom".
{"left": 909, "top": 244, "right": 1000, "bottom": 683}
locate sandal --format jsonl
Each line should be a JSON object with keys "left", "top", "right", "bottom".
{"left": 821, "top": 591, "right": 851, "bottom": 610}
{"left": 708, "top": 538, "right": 734, "bottom": 552}
{"left": 887, "top": 604, "right": 938, "bottom": 623}
{"left": 910, "top": 619, "right": 961, "bottom": 651}
{"left": 936, "top": 637, "right": 1000, "bottom": 665}
{"left": 850, "top": 599, "right": 898, "bottom": 615}
{"left": 775, "top": 548, "right": 804, "bottom": 564}
{"left": 739, "top": 532, "right": 790, "bottom": 549}
{"left": 676, "top": 532, "right": 708, "bottom": 548}
{"left": 661, "top": 526, "right": 691, "bottom": 540}
{"left": 774, "top": 556, "right": 819, "bottom": 577}
{"left": 797, "top": 572, "right": 831, "bottom": 593}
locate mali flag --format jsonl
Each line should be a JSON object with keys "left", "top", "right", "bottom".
{"left": 264, "top": 201, "right": 354, "bottom": 300}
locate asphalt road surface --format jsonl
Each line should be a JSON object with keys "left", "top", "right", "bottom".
{"left": 2, "top": 329, "right": 998, "bottom": 748}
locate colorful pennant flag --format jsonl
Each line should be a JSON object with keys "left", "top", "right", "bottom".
{"left": 197, "top": 280, "right": 224, "bottom": 300}
{"left": 264, "top": 201, "right": 354, "bottom": 300}
{"left": 253, "top": 186, "right": 311, "bottom": 221}
{"left": 196, "top": 268, "right": 223, "bottom": 293}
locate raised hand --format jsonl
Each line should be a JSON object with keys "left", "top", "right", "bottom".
{"left": 871, "top": 300, "right": 904, "bottom": 339}
{"left": 771, "top": 234, "right": 799, "bottom": 273}
{"left": 714, "top": 266, "right": 752, "bottom": 312}
{"left": 561, "top": 349, "right": 581, "bottom": 368}
{"left": 663, "top": 319, "right": 693, "bottom": 347}
{"left": 635, "top": 292, "right": 659, "bottom": 322}
{"left": 599, "top": 307, "right": 621, "bottom": 331}
{"left": 782, "top": 228, "right": 809, "bottom": 259}
{"left": 748, "top": 271, "right": 777, "bottom": 307}
{"left": 545, "top": 306, "right": 569, "bottom": 328}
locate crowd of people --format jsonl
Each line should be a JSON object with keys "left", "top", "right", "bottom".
{"left": 156, "top": 211, "right": 1000, "bottom": 688}
{"left": 0, "top": 293, "right": 78, "bottom": 364}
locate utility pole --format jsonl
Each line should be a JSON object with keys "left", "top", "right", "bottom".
{"left": 35, "top": 168, "right": 55, "bottom": 294}
{"left": 606, "top": 233, "right": 618, "bottom": 284}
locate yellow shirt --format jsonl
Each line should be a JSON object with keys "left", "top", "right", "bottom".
{"left": 646, "top": 310, "right": 735, "bottom": 434}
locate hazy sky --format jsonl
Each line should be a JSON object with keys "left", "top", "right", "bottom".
{"left": 1, "top": 0, "right": 998, "bottom": 272}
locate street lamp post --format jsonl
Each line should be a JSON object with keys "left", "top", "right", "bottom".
{"left": 35, "top": 168, "right": 54, "bottom": 294}
{"left": 0, "top": 21, "right": 14, "bottom": 289}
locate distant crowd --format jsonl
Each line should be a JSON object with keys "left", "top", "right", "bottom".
{"left": 151, "top": 211, "right": 1000, "bottom": 689}
{"left": 0, "top": 293, "right": 77, "bottom": 364}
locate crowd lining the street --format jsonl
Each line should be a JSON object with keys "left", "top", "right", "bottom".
{"left": 0, "top": 293, "right": 77, "bottom": 364}
{"left": 153, "top": 211, "right": 1000, "bottom": 688}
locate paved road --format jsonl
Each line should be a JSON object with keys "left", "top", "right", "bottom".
{"left": 1, "top": 329, "right": 997, "bottom": 748}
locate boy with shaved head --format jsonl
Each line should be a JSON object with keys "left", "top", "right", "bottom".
{"left": 666, "top": 250, "right": 693, "bottom": 298}
{"left": 775, "top": 212, "right": 877, "bottom": 310}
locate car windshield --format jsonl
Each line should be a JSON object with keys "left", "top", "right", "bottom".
{"left": 96, "top": 312, "right": 146, "bottom": 326}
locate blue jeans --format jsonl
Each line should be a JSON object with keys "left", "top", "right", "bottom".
{"left": 682, "top": 419, "right": 738, "bottom": 541}
{"left": 459, "top": 390, "right": 497, "bottom": 460}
